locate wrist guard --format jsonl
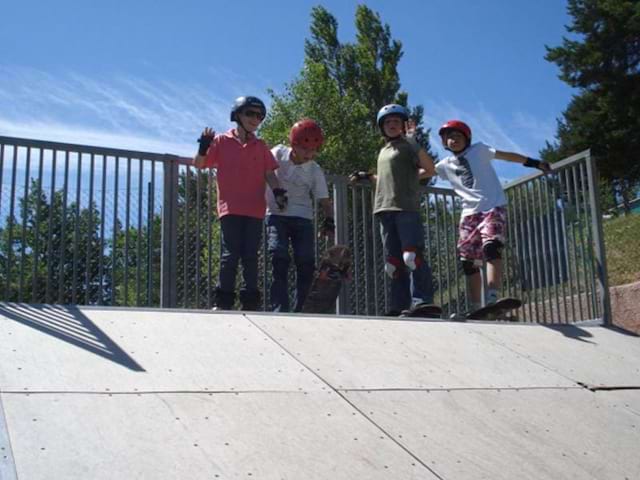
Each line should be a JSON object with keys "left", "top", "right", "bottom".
{"left": 272, "top": 188, "right": 288, "bottom": 210}
{"left": 197, "top": 135, "right": 213, "bottom": 156}
{"left": 350, "top": 171, "right": 371, "bottom": 182}
{"left": 523, "top": 157, "right": 542, "bottom": 169}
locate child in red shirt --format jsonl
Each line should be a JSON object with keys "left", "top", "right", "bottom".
{"left": 194, "top": 96, "right": 287, "bottom": 310}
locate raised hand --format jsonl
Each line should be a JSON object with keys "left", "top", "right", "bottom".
{"left": 197, "top": 127, "right": 216, "bottom": 156}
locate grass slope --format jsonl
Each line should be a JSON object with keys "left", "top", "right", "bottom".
{"left": 604, "top": 214, "right": 640, "bottom": 286}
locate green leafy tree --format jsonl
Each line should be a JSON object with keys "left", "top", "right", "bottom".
{"left": 543, "top": 0, "right": 640, "bottom": 213}
{"left": 0, "top": 179, "right": 113, "bottom": 304}
{"left": 261, "top": 5, "right": 437, "bottom": 175}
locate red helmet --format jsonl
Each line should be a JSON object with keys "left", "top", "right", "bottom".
{"left": 438, "top": 120, "right": 472, "bottom": 145}
{"left": 289, "top": 119, "right": 324, "bottom": 149}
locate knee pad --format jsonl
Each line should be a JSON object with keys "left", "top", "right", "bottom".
{"left": 402, "top": 248, "right": 424, "bottom": 271}
{"left": 461, "top": 259, "right": 480, "bottom": 276}
{"left": 385, "top": 256, "right": 404, "bottom": 279}
{"left": 483, "top": 240, "right": 503, "bottom": 261}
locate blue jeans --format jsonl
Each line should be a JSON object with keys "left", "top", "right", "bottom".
{"left": 218, "top": 215, "right": 263, "bottom": 294}
{"left": 377, "top": 211, "right": 434, "bottom": 311}
{"left": 266, "top": 215, "right": 315, "bottom": 312}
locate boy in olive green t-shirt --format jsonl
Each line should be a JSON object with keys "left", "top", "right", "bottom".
{"left": 351, "top": 104, "right": 438, "bottom": 316}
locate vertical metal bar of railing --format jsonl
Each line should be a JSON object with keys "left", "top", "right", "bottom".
{"left": 574, "top": 164, "right": 593, "bottom": 320}
{"left": 146, "top": 181, "right": 153, "bottom": 306}
{"left": 207, "top": 169, "right": 213, "bottom": 309}
{"left": 371, "top": 190, "right": 380, "bottom": 316}
{"left": 45, "top": 150, "right": 57, "bottom": 303}
{"left": 360, "top": 190, "right": 370, "bottom": 314}
{"left": 98, "top": 156, "right": 107, "bottom": 305}
{"left": 551, "top": 172, "right": 570, "bottom": 323}
{"left": 71, "top": 152, "right": 82, "bottom": 304}
{"left": 517, "top": 185, "right": 534, "bottom": 322}
{"left": 183, "top": 167, "right": 190, "bottom": 307}
{"left": 147, "top": 160, "right": 156, "bottom": 306}
{"left": 161, "top": 156, "right": 179, "bottom": 308}
{"left": 580, "top": 161, "right": 599, "bottom": 319}
{"left": 433, "top": 194, "right": 444, "bottom": 309}
{"left": 534, "top": 178, "right": 553, "bottom": 320}
{"left": 18, "top": 147, "right": 31, "bottom": 302}
{"left": 351, "top": 187, "right": 360, "bottom": 314}
{"left": 440, "top": 194, "right": 451, "bottom": 313}
{"left": 544, "top": 176, "right": 563, "bottom": 321}
{"left": 111, "top": 157, "right": 119, "bottom": 306}
{"left": 85, "top": 153, "right": 95, "bottom": 305}
{"left": 136, "top": 159, "right": 144, "bottom": 306}
{"left": 124, "top": 157, "right": 132, "bottom": 306}
{"left": 332, "top": 178, "right": 349, "bottom": 314}
{"left": 569, "top": 167, "right": 585, "bottom": 321}
{"left": 6, "top": 147, "right": 18, "bottom": 300}
{"left": 585, "top": 153, "right": 611, "bottom": 324}
{"left": 560, "top": 168, "right": 578, "bottom": 322}
{"left": 58, "top": 152, "right": 70, "bottom": 304}
{"left": 195, "top": 167, "right": 202, "bottom": 307}
{"left": 32, "top": 148, "right": 44, "bottom": 303}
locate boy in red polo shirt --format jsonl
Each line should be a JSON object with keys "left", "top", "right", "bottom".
{"left": 194, "top": 96, "right": 287, "bottom": 311}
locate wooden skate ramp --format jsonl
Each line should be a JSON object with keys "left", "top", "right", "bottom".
{"left": 1, "top": 303, "right": 638, "bottom": 479}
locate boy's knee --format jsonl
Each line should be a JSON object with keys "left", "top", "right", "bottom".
{"left": 401, "top": 247, "right": 424, "bottom": 271}
{"left": 385, "top": 256, "right": 404, "bottom": 278}
{"left": 483, "top": 240, "right": 503, "bottom": 261}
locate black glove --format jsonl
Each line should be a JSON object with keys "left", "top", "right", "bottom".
{"left": 197, "top": 134, "right": 214, "bottom": 156}
{"left": 272, "top": 188, "right": 288, "bottom": 210}
{"left": 523, "top": 157, "right": 551, "bottom": 173}
{"left": 320, "top": 217, "right": 335, "bottom": 236}
{"left": 349, "top": 171, "right": 371, "bottom": 183}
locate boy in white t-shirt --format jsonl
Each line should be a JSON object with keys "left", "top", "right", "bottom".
{"left": 435, "top": 120, "right": 551, "bottom": 311}
{"left": 266, "top": 119, "right": 335, "bottom": 312}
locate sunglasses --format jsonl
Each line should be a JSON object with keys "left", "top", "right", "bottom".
{"left": 242, "top": 109, "right": 265, "bottom": 120}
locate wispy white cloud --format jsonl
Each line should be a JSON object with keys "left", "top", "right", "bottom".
{"left": 0, "top": 66, "right": 262, "bottom": 156}
{"left": 423, "top": 98, "right": 557, "bottom": 181}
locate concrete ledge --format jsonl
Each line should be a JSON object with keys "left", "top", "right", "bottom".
{"left": 611, "top": 281, "right": 640, "bottom": 334}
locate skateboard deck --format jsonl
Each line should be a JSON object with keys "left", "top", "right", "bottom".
{"left": 301, "top": 245, "right": 352, "bottom": 314}
{"left": 465, "top": 297, "right": 522, "bottom": 320}
{"left": 400, "top": 303, "right": 443, "bottom": 319}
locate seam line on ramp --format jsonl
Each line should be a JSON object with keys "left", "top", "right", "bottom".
{"left": 0, "top": 393, "right": 18, "bottom": 480}
{"left": 243, "top": 313, "right": 446, "bottom": 480}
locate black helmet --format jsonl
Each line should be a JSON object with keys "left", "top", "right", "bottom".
{"left": 230, "top": 96, "right": 266, "bottom": 122}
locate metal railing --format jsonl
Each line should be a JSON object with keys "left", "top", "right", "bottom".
{"left": 0, "top": 135, "right": 610, "bottom": 324}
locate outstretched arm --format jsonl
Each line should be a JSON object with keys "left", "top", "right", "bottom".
{"left": 495, "top": 150, "right": 552, "bottom": 173}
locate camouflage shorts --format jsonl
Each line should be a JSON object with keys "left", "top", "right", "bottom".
{"left": 457, "top": 206, "right": 507, "bottom": 263}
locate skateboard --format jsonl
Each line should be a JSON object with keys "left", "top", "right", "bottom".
{"left": 301, "top": 245, "right": 352, "bottom": 314}
{"left": 400, "top": 303, "right": 443, "bottom": 319}
{"left": 459, "top": 297, "right": 522, "bottom": 321}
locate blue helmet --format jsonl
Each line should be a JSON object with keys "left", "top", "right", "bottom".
{"left": 230, "top": 96, "right": 266, "bottom": 122}
{"left": 376, "top": 104, "right": 409, "bottom": 130}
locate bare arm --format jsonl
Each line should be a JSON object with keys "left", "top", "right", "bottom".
{"left": 417, "top": 148, "right": 436, "bottom": 178}
{"left": 319, "top": 197, "right": 333, "bottom": 218}
{"left": 265, "top": 170, "right": 281, "bottom": 190}
{"left": 494, "top": 150, "right": 552, "bottom": 173}
{"left": 494, "top": 150, "right": 528, "bottom": 164}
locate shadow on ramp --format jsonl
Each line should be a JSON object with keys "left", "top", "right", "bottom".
{"left": 544, "top": 324, "right": 595, "bottom": 344}
{"left": 0, "top": 303, "right": 145, "bottom": 372}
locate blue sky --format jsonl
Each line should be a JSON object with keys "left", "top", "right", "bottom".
{"left": 0, "top": 0, "right": 574, "bottom": 181}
